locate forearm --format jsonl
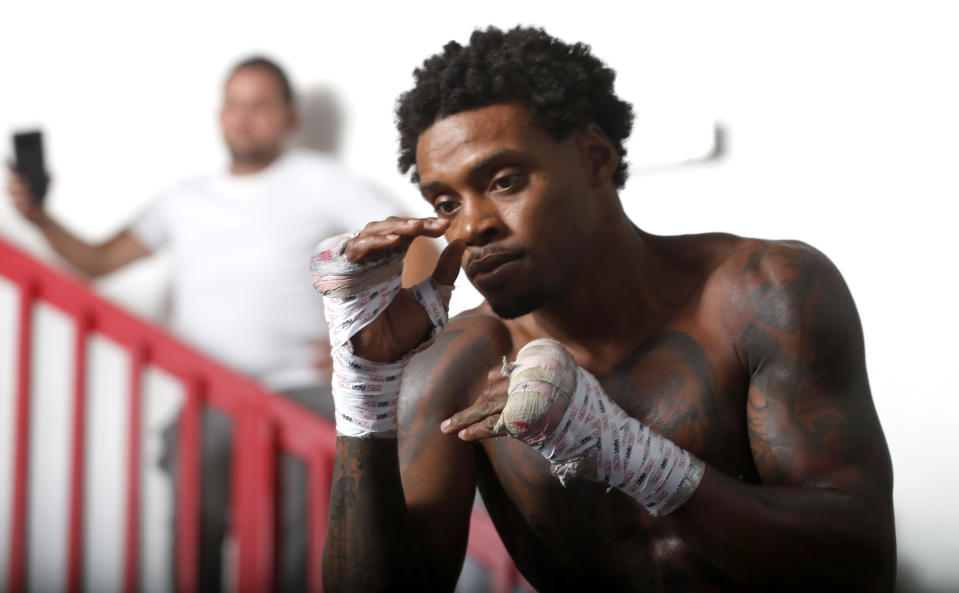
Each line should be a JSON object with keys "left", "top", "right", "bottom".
{"left": 312, "top": 226, "right": 465, "bottom": 591}
{"left": 665, "top": 468, "right": 895, "bottom": 592}
{"left": 33, "top": 214, "right": 140, "bottom": 277}
{"left": 33, "top": 214, "right": 104, "bottom": 276}
{"left": 323, "top": 437, "right": 431, "bottom": 592}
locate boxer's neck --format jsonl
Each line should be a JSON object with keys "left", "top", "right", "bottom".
{"left": 515, "top": 218, "right": 697, "bottom": 375}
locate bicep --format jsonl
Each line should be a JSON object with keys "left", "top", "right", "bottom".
{"left": 397, "top": 322, "right": 507, "bottom": 587}
{"left": 740, "top": 244, "right": 891, "bottom": 496}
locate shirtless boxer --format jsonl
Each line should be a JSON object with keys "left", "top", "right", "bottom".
{"left": 314, "top": 26, "right": 895, "bottom": 592}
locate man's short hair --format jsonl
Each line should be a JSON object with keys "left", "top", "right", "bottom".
{"left": 230, "top": 55, "right": 295, "bottom": 107}
{"left": 395, "top": 26, "right": 634, "bottom": 188}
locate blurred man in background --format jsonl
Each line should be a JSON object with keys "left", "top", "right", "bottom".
{"left": 7, "top": 55, "right": 436, "bottom": 592}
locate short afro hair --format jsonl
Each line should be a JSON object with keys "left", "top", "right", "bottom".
{"left": 395, "top": 26, "right": 634, "bottom": 188}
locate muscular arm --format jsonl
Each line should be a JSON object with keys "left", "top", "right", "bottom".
{"left": 664, "top": 243, "right": 895, "bottom": 591}
{"left": 324, "top": 436, "right": 424, "bottom": 592}
{"left": 322, "top": 312, "right": 508, "bottom": 592}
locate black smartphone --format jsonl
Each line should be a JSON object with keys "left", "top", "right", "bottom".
{"left": 13, "top": 130, "right": 48, "bottom": 203}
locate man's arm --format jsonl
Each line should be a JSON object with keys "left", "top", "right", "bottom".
{"left": 398, "top": 314, "right": 511, "bottom": 588}
{"left": 323, "top": 317, "right": 506, "bottom": 592}
{"left": 663, "top": 242, "right": 895, "bottom": 591}
{"left": 319, "top": 218, "right": 500, "bottom": 592}
{"left": 7, "top": 169, "right": 151, "bottom": 276}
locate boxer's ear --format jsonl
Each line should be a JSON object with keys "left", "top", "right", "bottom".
{"left": 577, "top": 123, "right": 618, "bottom": 188}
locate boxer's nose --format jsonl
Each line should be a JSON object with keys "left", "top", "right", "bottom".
{"left": 454, "top": 194, "right": 504, "bottom": 247}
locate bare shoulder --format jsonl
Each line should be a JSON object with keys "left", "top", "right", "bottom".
{"left": 400, "top": 303, "right": 512, "bottom": 424}
{"left": 674, "top": 235, "right": 855, "bottom": 336}
{"left": 727, "top": 236, "right": 843, "bottom": 291}
{"left": 652, "top": 231, "right": 862, "bottom": 376}
{"left": 662, "top": 232, "right": 840, "bottom": 291}
{"left": 729, "top": 239, "right": 853, "bottom": 330}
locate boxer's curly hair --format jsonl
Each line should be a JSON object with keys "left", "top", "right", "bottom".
{"left": 395, "top": 26, "right": 635, "bottom": 188}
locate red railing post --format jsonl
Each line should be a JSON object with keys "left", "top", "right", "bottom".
{"left": 233, "top": 405, "right": 277, "bottom": 593}
{"left": 66, "top": 310, "right": 93, "bottom": 593}
{"left": 3, "top": 239, "right": 494, "bottom": 593}
{"left": 8, "top": 278, "right": 36, "bottom": 593}
{"left": 174, "top": 376, "right": 203, "bottom": 593}
{"left": 123, "top": 342, "right": 147, "bottom": 593}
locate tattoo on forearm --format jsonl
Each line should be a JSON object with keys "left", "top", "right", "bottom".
{"left": 324, "top": 438, "right": 423, "bottom": 591}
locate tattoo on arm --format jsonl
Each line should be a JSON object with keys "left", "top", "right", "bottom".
{"left": 739, "top": 243, "right": 891, "bottom": 492}
{"left": 324, "top": 323, "right": 500, "bottom": 592}
{"left": 324, "top": 438, "right": 428, "bottom": 592}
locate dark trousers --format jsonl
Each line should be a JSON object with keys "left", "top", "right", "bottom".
{"left": 160, "top": 384, "right": 334, "bottom": 593}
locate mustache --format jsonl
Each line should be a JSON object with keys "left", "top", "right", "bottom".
{"left": 464, "top": 245, "right": 524, "bottom": 268}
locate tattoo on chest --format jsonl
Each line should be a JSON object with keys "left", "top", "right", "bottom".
{"left": 600, "top": 331, "right": 725, "bottom": 457}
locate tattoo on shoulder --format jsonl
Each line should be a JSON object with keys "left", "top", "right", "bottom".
{"left": 741, "top": 244, "right": 816, "bottom": 333}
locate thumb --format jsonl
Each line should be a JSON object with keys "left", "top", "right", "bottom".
{"left": 432, "top": 239, "right": 465, "bottom": 287}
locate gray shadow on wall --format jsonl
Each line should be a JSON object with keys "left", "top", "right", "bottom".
{"left": 291, "top": 85, "right": 344, "bottom": 155}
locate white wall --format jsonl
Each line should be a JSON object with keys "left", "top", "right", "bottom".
{"left": 1, "top": 1, "right": 956, "bottom": 591}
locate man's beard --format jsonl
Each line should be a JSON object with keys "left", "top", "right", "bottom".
{"left": 230, "top": 148, "right": 277, "bottom": 165}
{"left": 486, "top": 283, "right": 550, "bottom": 320}
{"left": 229, "top": 144, "right": 280, "bottom": 168}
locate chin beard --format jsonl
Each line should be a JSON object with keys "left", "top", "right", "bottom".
{"left": 487, "top": 286, "right": 549, "bottom": 320}
{"left": 230, "top": 146, "right": 279, "bottom": 168}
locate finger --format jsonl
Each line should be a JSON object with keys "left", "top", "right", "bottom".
{"left": 11, "top": 189, "right": 34, "bottom": 209}
{"left": 361, "top": 217, "right": 447, "bottom": 240}
{"left": 344, "top": 232, "right": 404, "bottom": 262}
{"left": 344, "top": 218, "right": 448, "bottom": 262}
{"left": 432, "top": 239, "right": 465, "bottom": 287}
{"left": 440, "top": 393, "right": 505, "bottom": 434}
{"left": 6, "top": 164, "right": 26, "bottom": 182}
{"left": 488, "top": 365, "right": 510, "bottom": 384}
{"left": 456, "top": 414, "right": 506, "bottom": 442}
{"left": 9, "top": 182, "right": 31, "bottom": 200}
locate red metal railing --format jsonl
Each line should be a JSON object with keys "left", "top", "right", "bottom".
{"left": 0, "top": 236, "right": 528, "bottom": 593}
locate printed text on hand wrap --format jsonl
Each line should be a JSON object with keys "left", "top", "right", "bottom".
{"left": 502, "top": 339, "right": 705, "bottom": 517}
{"left": 310, "top": 232, "right": 453, "bottom": 437}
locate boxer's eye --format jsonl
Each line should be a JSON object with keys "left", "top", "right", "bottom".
{"left": 433, "top": 198, "right": 459, "bottom": 215}
{"left": 491, "top": 173, "right": 524, "bottom": 193}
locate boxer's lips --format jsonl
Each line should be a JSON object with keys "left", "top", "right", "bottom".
{"left": 467, "top": 252, "right": 523, "bottom": 288}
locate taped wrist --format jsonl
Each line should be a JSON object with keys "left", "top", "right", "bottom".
{"left": 500, "top": 338, "right": 705, "bottom": 517}
{"left": 310, "top": 232, "right": 453, "bottom": 437}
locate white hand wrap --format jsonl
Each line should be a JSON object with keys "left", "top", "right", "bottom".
{"left": 310, "top": 232, "right": 453, "bottom": 437}
{"left": 500, "top": 339, "right": 705, "bottom": 517}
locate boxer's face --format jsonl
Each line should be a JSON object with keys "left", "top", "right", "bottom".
{"left": 416, "top": 102, "right": 604, "bottom": 318}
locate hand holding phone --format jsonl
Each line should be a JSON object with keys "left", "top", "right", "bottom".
{"left": 12, "top": 131, "right": 48, "bottom": 203}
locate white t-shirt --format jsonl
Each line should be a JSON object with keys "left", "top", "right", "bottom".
{"left": 130, "top": 150, "right": 399, "bottom": 390}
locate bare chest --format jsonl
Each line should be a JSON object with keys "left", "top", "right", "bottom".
{"left": 477, "top": 329, "right": 756, "bottom": 590}
{"left": 599, "top": 330, "right": 751, "bottom": 469}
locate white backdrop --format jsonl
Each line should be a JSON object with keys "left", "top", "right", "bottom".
{"left": 1, "top": 1, "right": 957, "bottom": 591}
